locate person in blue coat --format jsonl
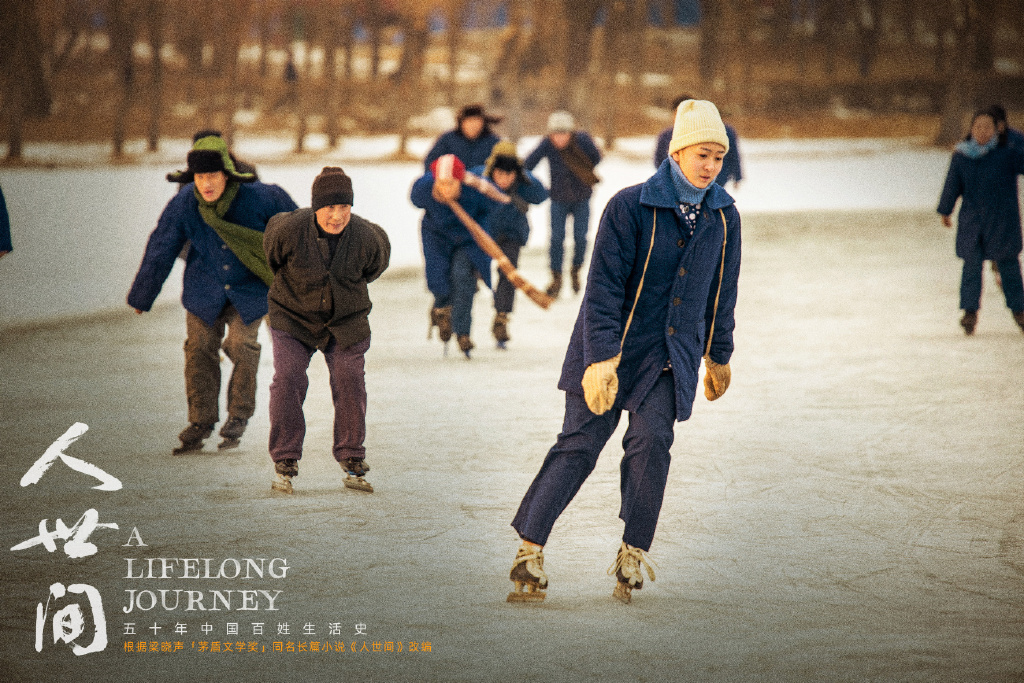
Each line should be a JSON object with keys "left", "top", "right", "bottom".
{"left": 0, "top": 182, "right": 11, "bottom": 259}
{"left": 655, "top": 95, "right": 743, "bottom": 191}
{"left": 423, "top": 103, "right": 502, "bottom": 171}
{"left": 127, "top": 135, "right": 298, "bottom": 453}
{"left": 507, "top": 100, "right": 741, "bottom": 605}
{"left": 471, "top": 141, "right": 549, "bottom": 347}
{"left": 411, "top": 154, "right": 497, "bottom": 357}
{"left": 524, "top": 111, "right": 602, "bottom": 297}
{"left": 937, "top": 107, "right": 1024, "bottom": 335}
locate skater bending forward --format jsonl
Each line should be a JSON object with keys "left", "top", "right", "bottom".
{"left": 263, "top": 167, "right": 391, "bottom": 494}
{"left": 508, "top": 100, "right": 741, "bottom": 604}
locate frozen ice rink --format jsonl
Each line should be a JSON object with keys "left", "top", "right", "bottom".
{"left": 1, "top": 139, "right": 1022, "bottom": 681}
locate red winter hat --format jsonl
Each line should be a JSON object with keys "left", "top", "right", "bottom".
{"left": 430, "top": 154, "right": 466, "bottom": 182}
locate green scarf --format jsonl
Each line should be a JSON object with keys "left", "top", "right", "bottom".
{"left": 195, "top": 182, "right": 274, "bottom": 287}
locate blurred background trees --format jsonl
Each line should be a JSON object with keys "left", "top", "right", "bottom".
{"left": 3, "top": 0, "right": 1023, "bottom": 161}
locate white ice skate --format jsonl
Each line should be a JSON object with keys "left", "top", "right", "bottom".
{"left": 271, "top": 473, "right": 293, "bottom": 494}
{"left": 507, "top": 543, "right": 548, "bottom": 603}
{"left": 271, "top": 459, "right": 297, "bottom": 494}
{"left": 342, "top": 458, "right": 373, "bottom": 493}
{"left": 608, "top": 542, "right": 655, "bottom": 604}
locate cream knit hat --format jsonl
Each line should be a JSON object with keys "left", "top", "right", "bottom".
{"left": 668, "top": 100, "right": 729, "bottom": 156}
{"left": 547, "top": 111, "right": 576, "bottom": 133}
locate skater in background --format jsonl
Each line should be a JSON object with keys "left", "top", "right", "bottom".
{"left": 263, "top": 167, "right": 390, "bottom": 494}
{"left": 508, "top": 100, "right": 741, "bottom": 604}
{"left": 937, "top": 107, "right": 1024, "bottom": 335}
{"left": 411, "top": 154, "right": 497, "bottom": 358}
{"left": 0, "top": 182, "right": 11, "bottom": 259}
{"left": 424, "top": 103, "right": 502, "bottom": 171}
{"left": 471, "top": 141, "right": 549, "bottom": 348}
{"left": 127, "top": 134, "right": 297, "bottom": 453}
{"left": 524, "top": 111, "right": 602, "bottom": 298}
{"left": 654, "top": 94, "right": 743, "bottom": 191}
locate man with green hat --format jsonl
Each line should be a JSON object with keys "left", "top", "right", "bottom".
{"left": 128, "top": 134, "right": 298, "bottom": 454}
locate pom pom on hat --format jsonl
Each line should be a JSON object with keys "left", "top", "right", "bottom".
{"left": 311, "top": 166, "right": 354, "bottom": 211}
{"left": 547, "top": 111, "right": 576, "bottom": 133}
{"left": 668, "top": 100, "right": 729, "bottom": 156}
{"left": 431, "top": 154, "right": 466, "bottom": 181}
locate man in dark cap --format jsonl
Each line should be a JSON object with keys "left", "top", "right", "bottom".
{"left": 128, "top": 134, "right": 298, "bottom": 454}
{"left": 263, "top": 167, "right": 391, "bottom": 494}
{"left": 424, "top": 103, "right": 503, "bottom": 170}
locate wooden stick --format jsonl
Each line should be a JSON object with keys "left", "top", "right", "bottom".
{"left": 445, "top": 198, "right": 554, "bottom": 310}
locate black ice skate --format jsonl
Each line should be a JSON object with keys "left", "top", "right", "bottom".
{"left": 217, "top": 416, "right": 248, "bottom": 450}
{"left": 429, "top": 306, "right": 453, "bottom": 355}
{"left": 960, "top": 310, "right": 978, "bottom": 335}
{"left": 172, "top": 423, "right": 214, "bottom": 455}
{"left": 570, "top": 264, "right": 582, "bottom": 294}
{"left": 271, "top": 459, "right": 298, "bottom": 494}
{"left": 457, "top": 334, "right": 474, "bottom": 359}
{"left": 507, "top": 543, "right": 548, "bottom": 603}
{"left": 545, "top": 271, "right": 562, "bottom": 299}
{"left": 492, "top": 312, "right": 510, "bottom": 349}
{"left": 608, "top": 542, "right": 655, "bottom": 604}
{"left": 342, "top": 457, "right": 373, "bottom": 493}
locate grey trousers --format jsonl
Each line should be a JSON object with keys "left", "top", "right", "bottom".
{"left": 184, "top": 305, "right": 262, "bottom": 425}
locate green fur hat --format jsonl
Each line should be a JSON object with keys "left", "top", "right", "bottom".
{"left": 166, "top": 135, "right": 256, "bottom": 184}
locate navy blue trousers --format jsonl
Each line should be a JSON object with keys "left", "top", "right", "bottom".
{"left": 512, "top": 372, "right": 676, "bottom": 552}
{"left": 960, "top": 244, "right": 1024, "bottom": 312}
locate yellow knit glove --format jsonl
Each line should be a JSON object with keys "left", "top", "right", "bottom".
{"left": 703, "top": 357, "right": 731, "bottom": 401}
{"left": 581, "top": 354, "right": 621, "bottom": 415}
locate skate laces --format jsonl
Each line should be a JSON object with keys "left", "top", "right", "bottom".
{"left": 607, "top": 543, "right": 656, "bottom": 583}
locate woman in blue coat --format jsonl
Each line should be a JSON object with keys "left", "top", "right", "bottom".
{"left": 423, "top": 103, "right": 502, "bottom": 171}
{"left": 937, "top": 107, "right": 1024, "bottom": 335}
{"left": 507, "top": 101, "right": 741, "bottom": 605}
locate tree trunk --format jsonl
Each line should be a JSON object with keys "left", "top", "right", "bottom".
{"left": 108, "top": 1, "right": 137, "bottom": 159}
{"left": 699, "top": 0, "right": 723, "bottom": 86}
{"left": 146, "top": 0, "right": 164, "bottom": 153}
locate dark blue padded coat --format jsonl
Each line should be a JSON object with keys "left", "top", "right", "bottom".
{"left": 424, "top": 130, "right": 501, "bottom": 171}
{"left": 937, "top": 145, "right": 1024, "bottom": 261}
{"left": 468, "top": 165, "right": 549, "bottom": 245}
{"left": 524, "top": 132, "right": 602, "bottom": 203}
{"left": 559, "top": 159, "right": 741, "bottom": 422}
{"left": 410, "top": 172, "right": 497, "bottom": 299}
{"left": 127, "top": 182, "right": 297, "bottom": 325}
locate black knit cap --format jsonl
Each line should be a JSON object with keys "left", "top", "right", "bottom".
{"left": 312, "top": 166, "right": 354, "bottom": 211}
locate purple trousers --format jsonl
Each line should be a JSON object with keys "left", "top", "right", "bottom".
{"left": 268, "top": 328, "right": 370, "bottom": 463}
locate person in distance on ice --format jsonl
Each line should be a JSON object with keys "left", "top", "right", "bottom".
{"left": 470, "top": 141, "right": 549, "bottom": 348}
{"left": 508, "top": 100, "right": 741, "bottom": 605}
{"left": 127, "top": 134, "right": 297, "bottom": 454}
{"left": 937, "top": 106, "right": 1024, "bottom": 336}
{"left": 523, "top": 110, "right": 602, "bottom": 298}
{"left": 411, "top": 154, "right": 497, "bottom": 358}
{"left": 654, "top": 93, "right": 743, "bottom": 192}
{"left": 424, "top": 103, "right": 503, "bottom": 171}
{"left": 263, "top": 167, "right": 390, "bottom": 494}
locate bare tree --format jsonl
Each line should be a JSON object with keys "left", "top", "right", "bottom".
{"left": 1, "top": 0, "right": 51, "bottom": 161}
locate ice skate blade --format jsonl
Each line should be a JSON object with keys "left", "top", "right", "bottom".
{"left": 507, "top": 582, "right": 546, "bottom": 603}
{"left": 217, "top": 437, "right": 240, "bottom": 450}
{"left": 172, "top": 442, "right": 204, "bottom": 455}
{"left": 496, "top": 341, "right": 507, "bottom": 350}
{"left": 344, "top": 475, "right": 374, "bottom": 493}
{"left": 612, "top": 581, "right": 635, "bottom": 604}
{"left": 271, "top": 477, "right": 294, "bottom": 494}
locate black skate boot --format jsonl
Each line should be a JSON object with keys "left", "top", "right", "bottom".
{"left": 429, "top": 305, "right": 453, "bottom": 347}
{"left": 1013, "top": 310, "right": 1024, "bottom": 333}
{"left": 342, "top": 457, "right": 373, "bottom": 493}
{"left": 457, "top": 334, "right": 475, "bottom": 359}
{"left": 218, "top": 416, "right": 248, "bottom": 450}
{"left": 507, "top": 542, "right": 548, "bottom": 603}
{"left": 545, "top": 271, "right": 562, "bottom": 298}
{"left": 608, "top": 542, "right": 655, "bottom": 604}
{"left": 173, "top": 423, "right": 214, "bottom": 455}
{"left": 492, "top": 312, "right": 511, "bottom": 349}
{"left": 570, "top": 264, "right": 582, "bottom": 294}
{"left": 960, "top": 310, "right": 978, "bottom": 335}
{"left": 272, "top": 458, "right": 298, "bottom": 494}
